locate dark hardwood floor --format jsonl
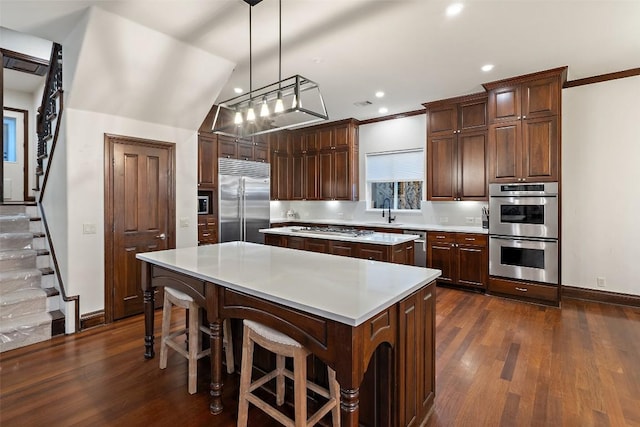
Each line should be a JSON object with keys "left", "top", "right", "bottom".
{"left": 1, "top": 287, "right": 639, "bottom": 427}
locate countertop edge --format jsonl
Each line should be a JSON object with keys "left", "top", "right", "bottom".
{"left": 270, "top": 218, "right": 488, "bottom": 234}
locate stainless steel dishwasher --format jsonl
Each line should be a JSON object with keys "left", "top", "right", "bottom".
{"left": 404, "top": 230, "right": 427, "bottom": 267}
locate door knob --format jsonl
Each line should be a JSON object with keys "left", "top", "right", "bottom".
{"left": 156, "top": 233, "right": 166, "bottom": 240}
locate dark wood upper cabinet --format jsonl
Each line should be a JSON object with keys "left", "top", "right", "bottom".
{"left": 484, "top": 67, "right": 566, "bottom": 183}
{"left": 265, "top": 119, "right": 358, "bottom": 201}
{"left": 424, "top": 93, "right": 488, "bottom": 201}
{"left": 269, "top": 132, "right": 290, "bottom": 200}
{"left": 197, "top": 134, "right": 217, "bottom": 189}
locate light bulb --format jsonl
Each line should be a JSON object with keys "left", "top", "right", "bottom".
{"left": 274, "top": 93, "right": 284, "bottom": 113}
{"left": 246, "top": 103, "right": 256, "bottom": 122}
{"left": 260, "top": 98, "right": 270, "bottom": 117}
{"left": 291, "top": 94, "right": 298, "bottom": 109}
{"left": 234, "top": 110, "right": 243, "bottom": 125}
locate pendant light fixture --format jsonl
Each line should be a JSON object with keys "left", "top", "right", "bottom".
{"left": 212, "top": 0, "right": 328, "bottom": 138}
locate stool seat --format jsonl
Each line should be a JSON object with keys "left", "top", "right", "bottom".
{"left": 159, "top": 286, "right": 234, "bottom": 394}
{"left": 237, "top": 319, "right": 340, "bottom": 427}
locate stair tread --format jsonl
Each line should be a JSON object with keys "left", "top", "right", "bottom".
{"left": 40, "top": 267, "right": 54, "bottom": 275}
{"left": 36, "top": 249, "right": 50, "bottom": 256}
{"left": 0, "top": 249, "right": 36, "bottom": 260}
{"left": 0, "top": 268, "right": 42, "bottom": 280}
{"left": 49, "top": 309, "right": 64, "bottom": 321}
{"left": 29, "top": 217, "right": 42, "bottom": 222}
{"left": 0, "top": 311, "right": 52, "bottom": 331}
{"left": 32, "top": 232, "right": 45, "bottom": 238}
{"left": 43, "top": 287, "right": 59, "bottom": 297}
{"left": 0, "top": 288, "right": 47, "bottom": 304}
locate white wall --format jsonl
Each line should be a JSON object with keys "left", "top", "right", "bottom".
{"left": 562, "top": 75, "right": 640, "bottom": 296}
{"left": 0, "top": 26, "right": 52, "bottom": 60}
{"left": 64, "top": 108, "right": 198, "bottom": 315}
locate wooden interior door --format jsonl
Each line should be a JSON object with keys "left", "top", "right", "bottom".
{"left": 105, "top": 134, "right": 175, "bottom": 321}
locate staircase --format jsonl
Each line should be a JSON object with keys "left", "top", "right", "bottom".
{"left": 0, "top": 204, "right": 64, "bottom": 352}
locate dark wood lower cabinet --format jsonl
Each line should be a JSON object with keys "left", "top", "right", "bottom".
{"left": 427, "top": 232, "right": 487, "bottom": 289}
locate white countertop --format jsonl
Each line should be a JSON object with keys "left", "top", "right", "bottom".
{"left": 270, "top": 218, "right": 488, "bottom": 234}
{"left": 260, "top": 226, "right": 420, "bottom": 245}
{"left": 136, "top": 242, "right": 440, "bottom": 327}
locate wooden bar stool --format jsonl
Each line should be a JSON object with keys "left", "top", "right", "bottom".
{"left": 237, "top": 319, "right": 340, "bottom": 427}
{"left": 159, "top": 287, "right": 234, "bottom": 394}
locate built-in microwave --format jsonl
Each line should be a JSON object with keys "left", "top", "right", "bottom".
{"left": 198, "top": 195, "right": 209, "bottom": 215}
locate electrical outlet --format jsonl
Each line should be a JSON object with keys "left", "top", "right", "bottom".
{"left": 596, "top": 277, "right": 606, "bottom": 288}
{"left": 179, "top": 217, "right": 189, "bottom": 228}
{"left": 440, "top": 216, "right": 448, "bottom": 223}
{"left": 82, "top": 224, "right": 96, "bottom": 234}
{"left": 465, "top": 217, "right": 474, "bottom": 224}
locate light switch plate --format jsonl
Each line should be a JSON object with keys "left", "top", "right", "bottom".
{"left": 179, "top": 217, "right": 189, "bottom": 228}
{"left": 83, "top": 223, "right": 96, "bottom": 234}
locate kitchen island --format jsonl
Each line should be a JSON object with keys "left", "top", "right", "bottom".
{"left": 137, "top": 242, "right": 440, "bottom": 427}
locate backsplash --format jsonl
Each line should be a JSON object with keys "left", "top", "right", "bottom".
{"left": 271, "top": 200, "right": 488, "bottom": 227}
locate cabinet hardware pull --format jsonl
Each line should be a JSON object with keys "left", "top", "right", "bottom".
{"left": 522, "top": 115, "right": 526, "bottom": 119}
{"left": 515, "top": 287, "right": 528, "bottom": 292}
{"left": 407, "top": 246, "right": 412, "bottom": 250}
{"left": 517, "top": 116, "right": 521, "bottom": 120}
{"left": 465, "top": 238, "right": 475, "bottom": 241}
{"left": 436, "top": 236, "right": 445, "bottom": 239}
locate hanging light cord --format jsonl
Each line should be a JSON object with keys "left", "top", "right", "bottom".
{"left": 249, "top": 5, "right": 253, "bottom": 96}
{"left": 278, "top": 0, "right": 282, "bottom": 84}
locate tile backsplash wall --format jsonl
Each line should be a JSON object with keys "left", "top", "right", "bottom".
{"left": 271, "top": 200, "right": 488, "bottom": 227}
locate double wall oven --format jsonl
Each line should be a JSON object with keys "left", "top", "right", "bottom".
{"left": 489, "top": 182, "right": 559, "bottom": 285}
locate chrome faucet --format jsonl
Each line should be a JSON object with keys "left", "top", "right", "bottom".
{"left": 381, "top": 198, "right": 396, "bottom": 224}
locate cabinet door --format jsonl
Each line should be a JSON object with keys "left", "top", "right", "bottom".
{"left": 397, "top": 286, "right": 435, "bottom": 427}
{"left": 272, "top": 153, "right": 290, "bottom": 200}
{"left": 264, "top": 234, "right": 283, "bottom": 246}
{"left": 359, "top": 244, "right": 387, "bottom": 261}
{"left": 392, "top": 243, "right": 414, "bottom": 265}
{"left": 305, "top": 238, "right": 328, "bottom": 253}
{"left": 285, "top": 236, "right": 305, "bottom": 250}
{"left": 427, "top": 234, "right": 454, "bottom": 284}
{"left": 218, "top": 137, "right": 237, "bottom": 159}
{"left": 457, "top": 245, "right": 487, "bottom": 288}
{"left": 291, "top": 153, "right": 304, "bottom": 200}
{"left": 237, "top": 141, "right": 254, "bottom": 161}
{"left": 522, "top": 77, "right": 559, "bottom": 119}
{"left": 304, "top": 153, "right": 318, "bottom": 200}
{"left": 304, "top": 130, "right": 319, "bottom": 152}
{"left": 319, "top": 150, "right": 334, "bottom": 199}
{"left": 522, "top": 116, "right": 558, "bottom": 182}
{"left": 459, "top": 99, "right": 488, "bottom": 132}
{"left": 198, "top": 135, "right": 216, "bottom": 188}
{"left": 319, "top": 128, "right": 333, "bottom": 150}
{"left": 428, "top": 134, "right": 456, "bottom": 200}
{"left": 254, "top": 141, "right": 269, "bottom": 162}
{"left": 457, "top": 130, "right": 487, "bottom": 200}
{"left": 427, "top": 105, "right": 457, "bottom": 136}
{"left": 488, "top": 121, "right": 521, "bottom": 183}
{"left": 488, "top": 85, "right": 521, "bottom": 123}
{"left": 333, "top": 124, "right": 351, "bottom": 148}
{"left": 329, "top": 241, "right": 356, "bottom": 257}
{"left": 333, "top": 148, "right": 350, "bottom": 200}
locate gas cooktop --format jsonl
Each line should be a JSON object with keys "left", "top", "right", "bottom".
{"left": 293, "top": 226, "right": 375, "bottom": 238}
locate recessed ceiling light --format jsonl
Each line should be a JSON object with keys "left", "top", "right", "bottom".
{"left": 234, "top": 87, "right": 243, "bottom": 94}
{"left": 379, "top": 107, "right": 388, "bottom": 114}
{"left": 481, "top": 64, "right": 494, "bottom": 72}
{"left": 375, "top": 91, "right": 385, "bottom": 98}
{"left": 446, "top": 3, "right": 464, "bottom": 17}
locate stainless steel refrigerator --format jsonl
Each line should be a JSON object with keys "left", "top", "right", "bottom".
{"left": 218, "top": 158, "right": 270, "bottom": 244}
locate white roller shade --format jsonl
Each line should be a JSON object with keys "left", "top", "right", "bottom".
{"left": 366, "top": 149, "right": 423, "bottom": 182}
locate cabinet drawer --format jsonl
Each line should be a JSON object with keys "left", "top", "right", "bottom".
{"left": 455, "top": 233, "right": 487, "bottom": 246}
{"left": 427, "top": 232, "right": 454, "bottom": 244}
{"left": 488, "top": 277, "right": 558, "bottom": 303}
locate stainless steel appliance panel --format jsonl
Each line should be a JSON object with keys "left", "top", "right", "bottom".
{"left": 404, "top": 230, "right": 427, "bottom": 267}
{"left": 219, "top": 158, "right": 270, "bottom": 244}
{"left": 489, "top": 195, "right": 558, "bottom": 238}
{"left": 489, "top": 236, "right": 558, "bottom": 284}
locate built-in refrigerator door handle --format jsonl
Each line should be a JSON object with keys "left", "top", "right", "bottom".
{"left": 241, "top": 178, "right": 247, "bottom": 242}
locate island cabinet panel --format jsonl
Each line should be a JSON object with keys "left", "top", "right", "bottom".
{"left": 424, "top": 93, "right": 488, "bottom": 201}
{"left": 305, "top": 238, "right": 329, "bottom": 253}
{"left": 427, "top": 232, "right": 487, "bottom": 289}
{"left": 398, "top": 285, "right": 435, "bottom": 427}
{"left": 484, "top": 67, "right": 566, "bottom": 183}
{"left": 263, "top": 234, "right": 283, "bottom": 247}
{"left": 358, "top": 244, "right": 388, "bottom": 262}
{"left": 329, "top": 241, "right": 357, "bottom": 257}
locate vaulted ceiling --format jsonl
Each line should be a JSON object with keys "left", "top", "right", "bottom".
{"left": 2, "top": 0, "right": 639, "bottom": 123}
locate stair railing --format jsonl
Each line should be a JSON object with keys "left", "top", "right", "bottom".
{"left": 35, "top": 42, "right": 80, "bottom": 333}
